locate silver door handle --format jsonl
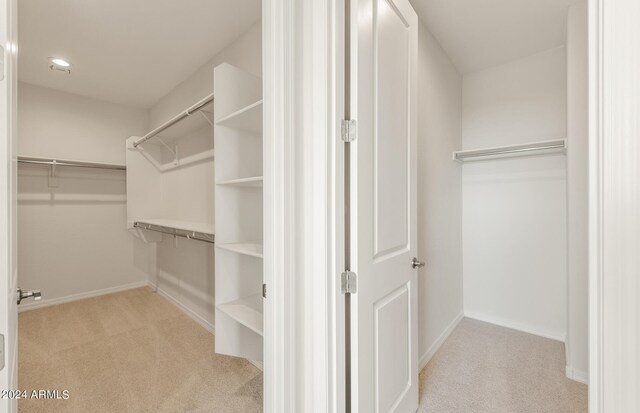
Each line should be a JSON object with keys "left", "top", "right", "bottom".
{"left": 411, "top": 257, "right": 425, "bottom": 269}
{"left": 17, "top": 288, "right": 42, "bottom": 305}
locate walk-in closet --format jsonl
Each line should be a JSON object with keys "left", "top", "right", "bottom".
{"left": 411, "top": 0, "right": 589, "bottom": 411}
{"left": 8, "top": 0, "right": 592, "bottom": 412}
{"left": 15, "top": 1, "right": 264, "bottom": 411}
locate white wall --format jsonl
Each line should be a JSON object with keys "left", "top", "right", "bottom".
{"left": 417, "top": 23, "right": 464, "bottom": 368}
{"left": 150, "top": 22, "right": 261, "bottom": 127}
{"left": 462, "top": 47, "right": 568, "bottom": 341}
{"left": 566, "top": 1, "right": 588, "bottom": 383}
{"left": 17, "top": 83, "right": 154, "bottom": 308}
{"left": 143, "top": 22, "right": 261, "bottom": 329}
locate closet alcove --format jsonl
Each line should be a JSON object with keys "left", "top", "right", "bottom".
{"left": 14, "top": 2, "right": 265, "bottom": 409}
{"left": 127, "top": 63, "right": 264, "bottom": 364}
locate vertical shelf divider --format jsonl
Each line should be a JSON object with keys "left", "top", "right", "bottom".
{"left": 213, "top": 63, "right": 264, "bottom": 364}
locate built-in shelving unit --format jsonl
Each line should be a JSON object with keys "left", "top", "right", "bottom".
{"left": 214, "top": 63, "right": 264, "bottom": 363}
{"left": 126, "top": 93, "right": 215, "bottom": 245}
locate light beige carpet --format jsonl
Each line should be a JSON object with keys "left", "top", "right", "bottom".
{"left": 418, "top": 318, "right": 588, "bottom": 413}
{"left": 18, "top": 287, "right": 262, "bottom": 413}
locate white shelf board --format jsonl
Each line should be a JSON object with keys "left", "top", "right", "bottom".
{"left": 216, "top": 176, "right": 263, "bottom": 187}
{"left": 217, "top": 294, "right": 263, "bottom": 336}
{"left": 216, "top": 243, "right": 263, "bottom": 259}
{"left": 135, "top": 218, "right": 214, "bottom": 235}
{"left": 215, "top": 100, "right": 262, "bottom": 134}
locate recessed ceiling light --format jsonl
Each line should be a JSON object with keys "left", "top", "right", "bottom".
{"left": 48, "top": 57, "right": 72, "bottom": 74}
{"left": 50, "top": 58, "right": 70, "bottom": 67}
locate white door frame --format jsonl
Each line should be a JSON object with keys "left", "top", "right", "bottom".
{"left": 0, "top": 0, "right": 18, "bottom": 411}
{"left": 588, "top": 1, "right": 603, "bottom": 409}
{"left": 588, "top": 0, "right": 640, "bottom": 412}
{"left": 263, "top": 0, "right": 346, "bottom": 411}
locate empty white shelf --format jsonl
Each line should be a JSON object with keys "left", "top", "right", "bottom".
{"left": 217, "top": 294, "right": 263, "bottom": 336}
{"left": 216, "top": 176, "right": 263, "bottom": 187}
{"left": 215, "top": 100, "right": 262, "bottom": 134}
{"left": 135, "top": 219, "right": 214, "bottom": 235}
{"left": 216, "top": 243, "right": 263, "bottom": 258}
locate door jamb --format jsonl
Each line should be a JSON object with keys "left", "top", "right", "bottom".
{"left": 263, "top": 0, "right": 346, "bottom": 411}
{"left": 588, "top": 0, "right": 640, "bottom": 411}
{"left": 587, "top": 0, "right": 603, "bottom": 409}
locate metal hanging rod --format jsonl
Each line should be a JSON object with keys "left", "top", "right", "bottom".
{"left": 452, "top": 139, "right": 567, "bottom": 162}
{"left": 18, "top": 156, "right": 126, "bottom": 170}
{"left": 133, "top": 93, "right": 214, "bottom": 148}
{"left": 133, "top": 222, "right": 215, "bottom": 244}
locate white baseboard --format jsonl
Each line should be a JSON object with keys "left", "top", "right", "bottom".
{"left": 148, "top": 282, "right": 216, "bottom": 335}
{"left": 464, "top": 311, "right": 566, "bottom": 343}
{"left": 419, "top": 312, "right": 464, "bottom": 371}
{"left": 565, "top": 365, "right": 589, "bottom": 384}
{"left": 18, "top": 280, "right": 149, "bottom": 312}
{"left": 249, "top": 360, "right": 264, "bottom": 371}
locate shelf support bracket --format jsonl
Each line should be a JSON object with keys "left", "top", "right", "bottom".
{"left": 199, "top": 110, "right": 214, "bottom": 127}
{"left": 154, "top": 136, "right": 179, "bottom": 166}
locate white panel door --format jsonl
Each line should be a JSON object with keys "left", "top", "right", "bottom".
{"left": 0, "top": 0, "right": 19, "bottom": 411}
{"left": 350, "top": 0, "right": 418, "bottom": 411}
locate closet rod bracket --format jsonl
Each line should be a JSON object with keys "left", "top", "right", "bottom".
{"left": 199, "top": 110, "right": 214, "bottom": 127}
{"left": 152, "top": 136, "right": 179, "bottom": 166}
{"left": 48, "top": 159, "right": 59, "bottom": 188}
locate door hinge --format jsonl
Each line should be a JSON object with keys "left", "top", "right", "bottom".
{"left": 341, "top": 271, "right": 357, "bottom": 294}
{"left": 341, "top": 119, "right": 357, "bottom": 142}
{"left": 262, "top": 283, "right": 267, "bottom": 299}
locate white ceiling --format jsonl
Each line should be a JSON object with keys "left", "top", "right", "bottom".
{"left": 409, "top": 0, "right": 584, "bottom": 74}
{"left": 18, "top": 0, "right": 260, "bottom": 108}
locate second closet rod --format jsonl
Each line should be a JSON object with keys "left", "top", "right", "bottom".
{"left": 133, "top": 93, "right": 215, "bottom": 148}
{"left": 133, "top": 222, "right": 215, "bottom": 244}
{"left": 18, "top": 156, "right": 126, "bottom": 170}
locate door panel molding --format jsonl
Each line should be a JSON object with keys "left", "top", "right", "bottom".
{"left": 372, "top": 0, "right": 411, "bottom": 261}
{"left": 350, "top": 0, "right": 418, "bottom": 410}
{"left": 373, "top": 283, "right": 412, "bottom": 413}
